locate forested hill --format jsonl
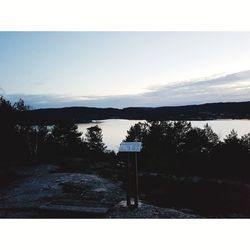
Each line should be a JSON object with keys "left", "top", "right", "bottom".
{"left": 16, "top": 101, "right": 250, "bottom": 124}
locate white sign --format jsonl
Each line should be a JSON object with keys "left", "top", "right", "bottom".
{"left": 119, "top": 142, "right": 142, "bottom": 152}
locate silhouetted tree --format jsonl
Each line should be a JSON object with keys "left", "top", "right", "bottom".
{"left": 50, "top": 121, "right": 83, "bottom": 156}
{"left": 85, "top": 125, "right": 106, "bottom": 152}
{"left": 224, "top": 129, "right": 240, "bottom": 145}
{"left": 241, "top": 132, "right": 250, "bottom": 151}
{"left": 182, "top": 125, "right": 219, "bottom": 154}
{"left": 31, "top": 125, "right": 50, "bottom": 159}
{"left": 13, "top": 99, "right": 36, "bottom": 160}
{"left": 0, "top": 96, "right": 16, "bottom": 161}
{"left": 13, "top": 98, "right": 30, "bottom": 111}
{"left": 203, "top": 123, "right": 220, "bottom": 147}
{"left": 123, "top": 121, "right": 242, "bottom": 177}
{"left": 125, "top": 122, "right": 149, "bottom": 142}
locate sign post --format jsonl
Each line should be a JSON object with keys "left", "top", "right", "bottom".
{"left": 119, "top": 142, "right": 142, "bottom": 208}
{"left": 134, "top": 152, "right": 139, "bottom": 207}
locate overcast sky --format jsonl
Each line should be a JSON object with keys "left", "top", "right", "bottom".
{"left": 1, "top": 32, "right": 250, "bottom": 108}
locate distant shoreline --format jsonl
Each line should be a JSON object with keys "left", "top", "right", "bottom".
{"left": 16, "top": 101, "right": 250, "bottom": 125}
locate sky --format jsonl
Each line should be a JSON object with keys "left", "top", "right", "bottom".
{"left": 1, "top": 32, "right": 250, "bottom": 108}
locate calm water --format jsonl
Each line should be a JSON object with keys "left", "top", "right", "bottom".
{"left": 77, "top": 119, "right": 250, "bottom": 151}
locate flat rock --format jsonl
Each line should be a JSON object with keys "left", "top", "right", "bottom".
{"left": 39, "top": 204, "right": 110, "bottom": 216}
{"left": 107, "top": 201, "right": 200, "bottom": 218}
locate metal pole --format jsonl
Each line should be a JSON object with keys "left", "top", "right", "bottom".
{"left": 134, "top": 152, "right": 139, "bottom": 208}
{"left": 127, "top": 153, "right": 131, "bottom": 207}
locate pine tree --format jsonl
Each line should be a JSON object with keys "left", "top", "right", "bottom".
{"left": 85, "top": 125, "right": 106, "bottom": 152}
{"left": 51, "top": 121, "right": 83, "bottom": 155}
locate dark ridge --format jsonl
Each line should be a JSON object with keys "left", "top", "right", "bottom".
{"left": 15, "top": 101, "right": 250, "bottom": 125}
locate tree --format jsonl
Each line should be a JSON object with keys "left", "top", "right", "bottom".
{"left": 32, "top": 125, "right": 50, "bottom": 158}
{"left": 51, "top": 121, "right": 83, "bottom": 156}
{"left": 0, "top": 96, "right": 16, "bottom": 160}
{"left": 13, "top": 98, "right": 30, "bottom": 111}
{"left": 224, "top": 129, "right": 240, "bottom": 145}
{"left": 13, "top": 99, "right": 36, "bottom": 159}
{"left": 203, "top": 124, "right": 220, "bottom": 150}
{"left": 85, "top": 125, "right": 106, "bottom": 152}
{"left": 125, "top": 122, "right": 149, "bottom": 142}
{"left": 241, "top": 132, "right": 250, "bottom": 151}
{"left": 182, "top": 124, "right": 219, "bottom": 154}
{"left": 0, "top": 97, "right": 35, "bottom": 161}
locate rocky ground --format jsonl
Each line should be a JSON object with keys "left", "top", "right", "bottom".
{"left": 107, "top": 201, "right": 198, "bottom": 218}
{"left": 0, "top": 164, "right": 200, "bottom": 218}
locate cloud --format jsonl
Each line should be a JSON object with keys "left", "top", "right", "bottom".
{"left": 4, "top": 70, "right": 250, "bottom": 108}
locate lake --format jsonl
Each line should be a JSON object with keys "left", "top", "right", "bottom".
{"left": 77, "top": 119, "right": 250, "bottom": 151}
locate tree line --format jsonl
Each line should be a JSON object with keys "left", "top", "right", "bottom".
{"left": 2, "top": 96, "right": 250, "bottom": 181}
{"left": 0, "top": 97, "right": 110, "bottom": 165}
{"left": 124, "top": 120, "right": 250, "bottom": 180}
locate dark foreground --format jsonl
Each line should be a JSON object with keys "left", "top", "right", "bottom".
{"left": 0, "top": 164, "right": 198, "bottom": 218}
